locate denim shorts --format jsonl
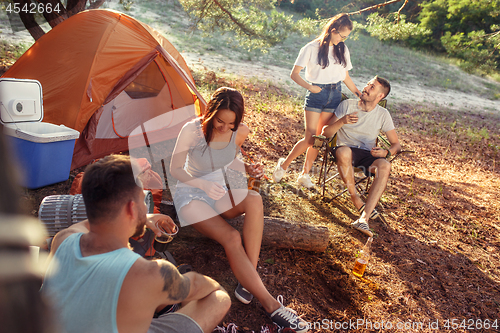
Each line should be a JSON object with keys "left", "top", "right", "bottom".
{"left": 304, "top": 82, "right": 342, "bottom": 113}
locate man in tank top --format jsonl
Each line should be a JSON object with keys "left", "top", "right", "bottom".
{"left": 42, "top": 154, "right": 230, "bottom": 333}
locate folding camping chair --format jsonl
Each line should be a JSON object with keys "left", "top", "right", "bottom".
{"left": 315, "top": 95, "right": 413, "bottom": 208}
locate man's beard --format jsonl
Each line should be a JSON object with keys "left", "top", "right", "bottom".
{"left": 131, "top": 215, "right": 147, "bottom": 238}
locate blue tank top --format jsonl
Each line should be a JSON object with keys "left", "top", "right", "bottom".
{"left": 41, "top": 233, "right": 141, "bottom": 333}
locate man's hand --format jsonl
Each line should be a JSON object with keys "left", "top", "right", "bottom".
{"left": 371, "top": 147, "right": 389, "bottom": 158}
{"left": 147, "top": 214, "right": 176, "bottom": 237}
{"left": 343, "top": 112, "right": 358, "bottom": 125}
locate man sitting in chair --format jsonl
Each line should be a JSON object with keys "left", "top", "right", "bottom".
{"left": 42, "top": 154, "right": 231, "bottom": 333}
{"left": 321, "top": 76, "right": 401, "bottom": 237}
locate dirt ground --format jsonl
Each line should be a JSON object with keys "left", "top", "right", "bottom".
{"left": 17, "top": 71, "right": 500, "bottom": 332}
{"left": 2, "top": 23, "right": 499, "bottom": 332}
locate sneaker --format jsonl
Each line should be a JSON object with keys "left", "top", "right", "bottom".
{"left": 154, "top": 302, "right": 180, "bottom": 318}
{"left": 273, "top": 158, "right": 287, "bottom": 182}
{"left": 297, "top": 173, "right": 314, "bottom": 188}
{"left": 177, "top": 264, "right": 193, "bottom": 274}
{"left": 234, "top": 283, "right": 253, "bottom": 304}
{"left": 359, "top": 204, "right": 379, "bottom": 220}
{"left": 351, "top": 219, "right": 373, "bottom": 237}
{"left": 268, "top": 296, "right": 308, "bottom": 333}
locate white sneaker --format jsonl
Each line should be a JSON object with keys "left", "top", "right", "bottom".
{"left": 272, "top": 158, "right": 286, "bottom": 182}
{"left": 297, "top": 173, "right": 314, "bottom": 188}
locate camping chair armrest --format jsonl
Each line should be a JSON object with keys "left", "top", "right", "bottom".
{"left": 312, "top": 135, "right": 329, "bottom": 149}
{"left": 388, "top": 150, "right": 415, "bottom": 163}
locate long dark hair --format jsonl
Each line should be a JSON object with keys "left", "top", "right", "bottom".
{"left": 316, "top": 13, "right": 353, "bottom": 69}
{"left": 201, "top": 87, "right": 245, "bottom": 144}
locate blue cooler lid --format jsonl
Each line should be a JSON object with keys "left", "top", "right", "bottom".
{"left": 0, "top": 78, "right": 43, "bottom": 124}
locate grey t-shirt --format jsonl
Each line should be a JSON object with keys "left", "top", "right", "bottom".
{"left": 334, "top": 99, "right": 395, "bottom": 151}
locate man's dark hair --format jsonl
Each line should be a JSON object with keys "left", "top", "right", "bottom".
{"left": 81, "top": 155, "right": 141, "bottom": 222}
{"left": 375, "top": 76, "right": 391, "bottom": 98}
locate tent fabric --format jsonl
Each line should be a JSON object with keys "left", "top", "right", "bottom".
{"left": 2, "top": 9, "right": 205, "bottom": 169}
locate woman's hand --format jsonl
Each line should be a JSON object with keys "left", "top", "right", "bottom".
{"left": 246, "top": 162, "right": 264, "bottom": 179}
{"left": 201, "top": 180, "right": 227, "bottom": 200}
{"left": 146, "top": 214, "right": 176, "bottom": 237}
{"left": 309, "top": 85, "right": 322, "bottom": 94}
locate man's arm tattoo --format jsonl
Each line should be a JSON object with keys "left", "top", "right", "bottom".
{"left": 159, "top": 264, "right": 190, "bottom": 301}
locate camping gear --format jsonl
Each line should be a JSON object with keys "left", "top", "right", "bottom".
{"left": 0, "top": 78, "right": 80, "bottom": 189}
{"left": 38, "top": 191, "right": 154, "bottom": 237}
{"left": 2, "top": 9, "right": 206, "bottom": 170}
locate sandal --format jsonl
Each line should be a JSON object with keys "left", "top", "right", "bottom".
{"left": 359, "top": 204, "right": 379, "bottom": 220}
{"left": 351, "top": 219, "right": 373, "bottom": 237}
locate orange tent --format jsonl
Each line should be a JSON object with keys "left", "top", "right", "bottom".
{"left": 2, "top": 9, "right": 205, "bottom": 169}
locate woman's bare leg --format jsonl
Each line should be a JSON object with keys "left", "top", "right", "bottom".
{"left": 179, "top": 198, "right": 280, "bottom": 313}
{"left": 280, "top": 111, "right": 320, "bottom": 171}
{"left": 301, "top": 111, "right": 334, "bottom": 175}
{"left": 216, "top": 190, "right": 263, "bottom": 268}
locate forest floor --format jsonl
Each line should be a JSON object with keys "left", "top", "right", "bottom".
{"left": 15, "top": 70, "right": 500, "bottom": 332}
{"left": 2, "top": 7, "right": 500, "bottom": 331}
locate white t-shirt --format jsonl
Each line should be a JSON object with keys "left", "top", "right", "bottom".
{"left": 294, "top": 40, "right": 353, "bottom": 84}
{"left": 334, "top": 99, "right": 395, "bottom": 151}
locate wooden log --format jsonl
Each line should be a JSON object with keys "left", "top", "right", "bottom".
{"left": 175, "top": 214, "right": 330, "bottom": 252}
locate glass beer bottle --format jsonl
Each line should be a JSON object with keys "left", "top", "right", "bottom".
{"left": 352, "top": 237, "right": 373, "bottom": 278}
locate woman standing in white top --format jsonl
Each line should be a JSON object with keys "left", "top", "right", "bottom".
{"left": 273, "top": 13, "right": 362, "bottom": 188}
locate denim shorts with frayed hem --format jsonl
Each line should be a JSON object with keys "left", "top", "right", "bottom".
{"left": 304, "top": 82, "right": 342, "bottom": 113}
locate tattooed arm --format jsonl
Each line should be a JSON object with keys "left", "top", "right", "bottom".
{"left": 117, "top": 257, "right": 226, "bottom": 331}
{"left": 156, "top": 260, "right": 224, "bottom": 304}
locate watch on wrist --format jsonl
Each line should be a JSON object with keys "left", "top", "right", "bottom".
{"left": 385, "top": 149, "right": 391, "bottom": 159}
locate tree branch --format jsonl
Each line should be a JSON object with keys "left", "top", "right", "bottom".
{"left": 396, "top": 0, "right": 409, "bottom": 23}
{"left": 212, "top": 0, "right": 256, "bottom": 37}
{"left": 348, "top": 0, "right": 403, "bottom": 16}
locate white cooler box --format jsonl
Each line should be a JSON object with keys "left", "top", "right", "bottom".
{"left": 0, "top": 78, "right": 80, "bottom": 189}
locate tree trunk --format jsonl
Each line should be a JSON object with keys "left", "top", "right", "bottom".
{"left": 15, "top": 0, "right": 103, "bottom": 40}
{"left": 175, "top": 214, "right": 330, "bottom": 252}
{"left": 41, "top": 0, "right": 69, "bottom": 28}
{"left": 67, "top": 0, "right": 87, "bottom": 16}
{"left": 16, "top": 0, "right": 45, "bottom": 41}
{"left": 88, "top": 0, "right": 106, "bottom": 10}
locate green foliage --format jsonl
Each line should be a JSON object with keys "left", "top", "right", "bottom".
{"left": 441, "top": 29, "right": 500, "bottom": 73}
{"left": 419, "top": 0, "right": 500, "bottom": 36}
{"left": 417, "top": 0, "right": 500, "bottom": 72}
{"left": 362, "top": 13, "right": 431, "bottom": 42}
{"left": 178, "top": 0, "right": 317, "bottom": 50}
{"left": 175, "top": 0, "right": 500, "bottom": 74}
{"left": 278, "top": 0, "right": 377, "bottom": 19}
{"left": 119, "top": 0, "right": 134, "bottom": 11}
{"left": 360, "top": 0, "right": 500, "bottom": 74}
